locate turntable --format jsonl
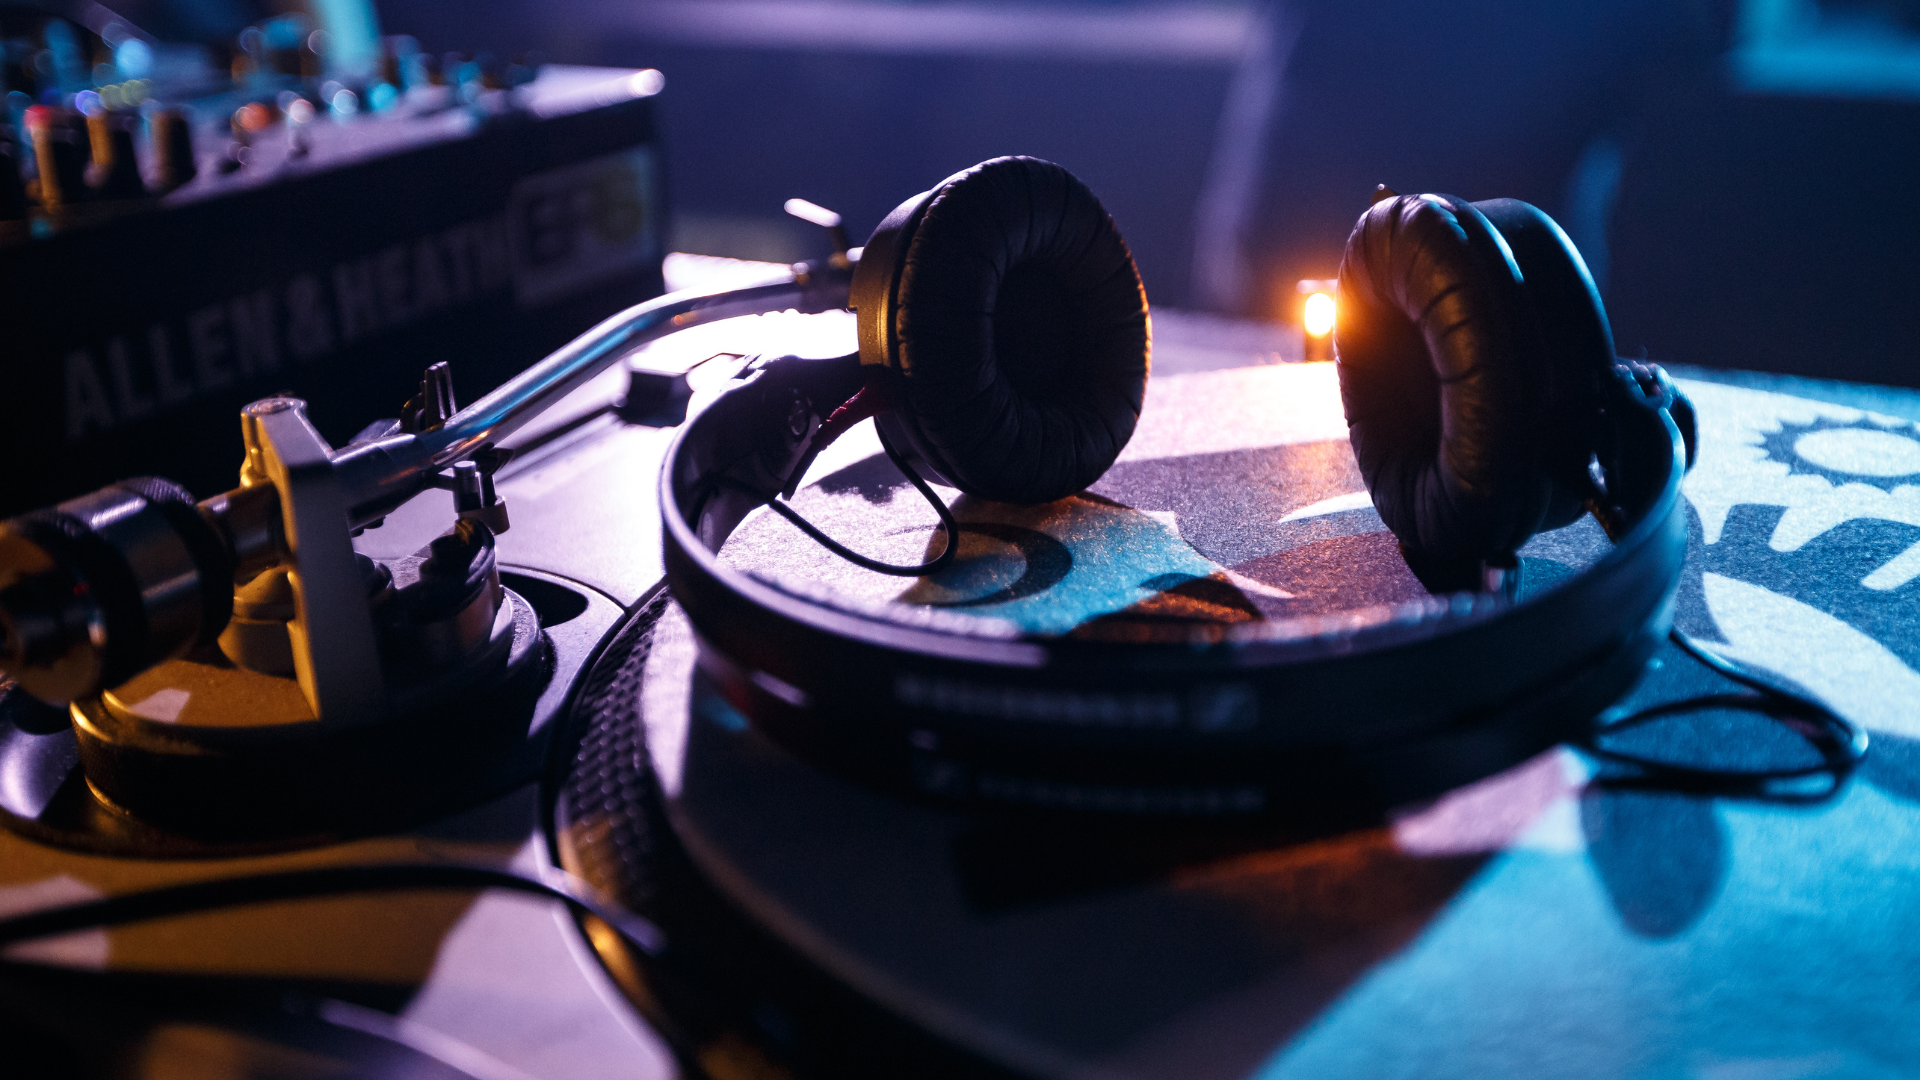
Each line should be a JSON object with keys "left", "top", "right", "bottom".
{"left": 3, "top": 159, "right": 1919, "bottom": 1080}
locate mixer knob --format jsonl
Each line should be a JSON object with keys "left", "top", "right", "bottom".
{"left": 222, "top": 102, "right": 274, "bottom": 173}
{"left": 86, "top": 111, "right": 145, "bottom": 199}
{"left": 25, "top": 106, "right": 87, "bottom": 211}
{"left": 149, "top": 108, "right": 197, "bottom": 190}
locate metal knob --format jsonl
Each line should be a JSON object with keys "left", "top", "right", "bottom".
{"left": 150, "top": 108, "right": 197, "bottom": 191}
{"left": 86, "top": 111, "right": 145, "bottom": 199}
{"left": 25, "top": 106, "right": 87, "bottom": 211}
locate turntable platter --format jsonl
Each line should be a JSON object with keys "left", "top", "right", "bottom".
{"left": 550, "top": 362, "right": 1920, "bottom": 1079}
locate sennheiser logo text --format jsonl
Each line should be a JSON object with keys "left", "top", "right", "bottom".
{"left": 894, "top": 674, "right": 1257, "bottom": 732}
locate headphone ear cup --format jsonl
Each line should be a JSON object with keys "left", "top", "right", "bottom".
{"left": 1469, "top": 198, "right": 1619, "bottom": 530}
{"left": 1336, "top": 193, "right": 1611, "bottom": 592}
{"left": 856, "top": 156, "right": 1150, "bottom": 505}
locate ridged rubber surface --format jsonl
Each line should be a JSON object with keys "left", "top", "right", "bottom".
{"left": 552, "top": 590, "right": 673, "bottom": 913}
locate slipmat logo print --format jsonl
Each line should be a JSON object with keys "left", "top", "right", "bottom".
{"left": 1678, "top": 380, "right": 1920, "bottom": 746}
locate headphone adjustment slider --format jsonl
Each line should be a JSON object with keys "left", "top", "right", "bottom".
{"left": 1478, "top": 555, "right": 1522, "bottom": 601}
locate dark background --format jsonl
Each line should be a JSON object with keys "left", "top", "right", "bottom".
{"left": 374, "top": 0, "right": 1920, "bottom": 387}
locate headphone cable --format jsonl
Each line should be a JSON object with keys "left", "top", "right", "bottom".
{"left": 1579, "top": 626, "right": 1869, "bottom": 799}
{"left": 717, "top": 424, "right": 959, "bottom": 577}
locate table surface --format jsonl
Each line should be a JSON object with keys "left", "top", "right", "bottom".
{"left": 5, "top": 257, "right": 1920, "bottom": 1078}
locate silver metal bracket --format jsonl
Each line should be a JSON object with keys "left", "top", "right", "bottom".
{"left": 240, "top": 397, "right": 388, "bottom": 726}
{"left": 451, "top": 459, "right": 512, "bottom": 533}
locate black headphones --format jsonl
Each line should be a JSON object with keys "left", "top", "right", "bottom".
{"left": 658, "top": 156, "right": 1704, "bottom": 818}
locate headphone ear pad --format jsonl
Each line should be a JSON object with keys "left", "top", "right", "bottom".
{"left": 874, "top": 156, "right": 1150, "bottom": 505}
{"left": 1471, "top": 198, "right": 1619, "bottom": 530}
{"left": 1335, "top": 194, "right": 1614, "bottom": 591}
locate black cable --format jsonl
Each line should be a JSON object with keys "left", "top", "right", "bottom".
{"left": 719, "top": 425, "right": 958, "bottom": 578}
{"left": 0, "top": 862, "right": 664, "bottom": 955}
{"left": 1579, "top": 626, "right": 1869, "bottom": 800}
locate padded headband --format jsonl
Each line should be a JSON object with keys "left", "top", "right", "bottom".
{"left": 850, "top": 157, "right": 1150, "bottom": 504}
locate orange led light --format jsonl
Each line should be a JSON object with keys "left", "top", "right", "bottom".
{"left": 1304, "top": 292, "right": 1335, "bottom": 338}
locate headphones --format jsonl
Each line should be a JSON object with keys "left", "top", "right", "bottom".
{"left": 659, "top": 156, "right": 1701, "bottom": 818}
